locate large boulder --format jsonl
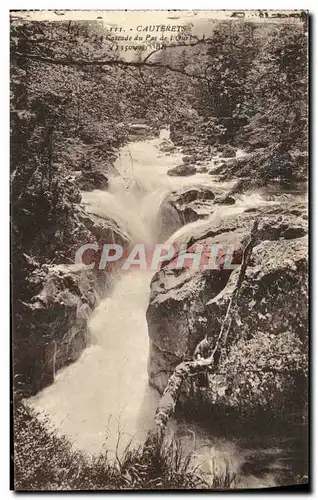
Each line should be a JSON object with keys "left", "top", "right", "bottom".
{"left": 165, "top": 202, "right": 307, "bottom": 256}
{"left": 147, "top": 263, "right": 241, "bottom": 394}
{"left": 146, "top": 203, "right": 308, "bottom": 417}
{"left": 76, "top": 171, "right": 109, "bottom": 191}
{"left": 167, "top": 164, "right": 196, "bottom": 176}
{"left": 217, "top": 144, "right": 237, "bottom": 158}
{"left": 14, "top": 264, "right": 104, "bottom": 395}
{"left": 199, "top": 237, "right": 308, "bottom": 416}
{"left": 75, "top": 205, "right": 131, "bottom": 248}
{"left": 147, "top": 216, "right": 257, "bottom": 392}
{"left": 156, "top": 186, "right": 216, "bottom": 241}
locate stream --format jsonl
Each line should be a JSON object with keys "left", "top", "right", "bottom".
{"left": 30, "top": 129, "right": 307, "bottom": 488}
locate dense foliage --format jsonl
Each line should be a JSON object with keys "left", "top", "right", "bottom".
{"left": 166, "top": 21, "right": 308, "bottom": 185}
{"left": 11, "top": 17, "right": 308, "bottom": 266}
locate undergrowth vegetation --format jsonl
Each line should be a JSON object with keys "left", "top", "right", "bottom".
{"left": 14, "top": 400, "right": 221, "bottom": 491}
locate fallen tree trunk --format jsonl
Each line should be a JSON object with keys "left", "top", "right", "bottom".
{"left": 144, "top": 219, "right": 260, "bottom": 451}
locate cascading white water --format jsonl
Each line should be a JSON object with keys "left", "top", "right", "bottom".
{"left": 30, "top": 130, "right": 299, "bottom": 486}
{"left": 30, "top": 130, "right": 237, "bottom": 457}
{"left": 30, "top": 130, "right": 191, "bottom": 456}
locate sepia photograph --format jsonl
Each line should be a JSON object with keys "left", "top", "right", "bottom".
{"left": 10, "top": 9, "right": 309, "bottom": 491}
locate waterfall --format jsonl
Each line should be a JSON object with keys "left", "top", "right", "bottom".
{"left": 29, "top": 131, "right": 290, "bottom": 487}
{"left": 29, "top": 130, "right": 185, "bottom": 456}
{"left": 30, "top": 131, "right": 268, "bottom": 454}
{"left": 81, "top": 130, "right": 182, "bottom": 245}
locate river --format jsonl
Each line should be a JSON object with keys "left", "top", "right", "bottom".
{"left": 30, "top": 130, "right": 307, "bottom": 488}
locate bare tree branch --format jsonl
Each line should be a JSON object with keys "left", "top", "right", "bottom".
{"left": 142, "top": 35, "right": 211, "bottom": 64}
{"left": 13, "top": 50, "right": 209, "bottom": 80}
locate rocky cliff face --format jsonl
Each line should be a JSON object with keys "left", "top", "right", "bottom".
{"left": 146, "top": 202, "right": 308, "bottom": 417}
{"left": 13, "top": 125, "right": 155, "bottom": 397}
{"left": 201, "top": 236, "right": 308, "bottom": 416}
{"left": 14, "top": 204, "right": 131, "bottom": 396}
{"left": 75, "top": 204, "right": 131, "bottom": 248}
{"left": 14, "top": 263, "right": 103, "bottom": 395}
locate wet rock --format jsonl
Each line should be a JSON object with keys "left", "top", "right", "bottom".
{"left": 197, "top": 166, "right": 208, "bottom": 173}
{"left": 182, "top": 155, "right": 194, "bottom": 164}
{"left": 75, "top": 205, "right": 131, "bottom": 247}
{"left": 210, "top": 162, "right": 227, "bottom": 175}
{"left": 76, "top": 171, "right": 109, "bottom": 191}
{"left": 156, "top": 186, "right": 216, "bottom": 240}
{"left": 147, "top": 205, "right": 308, "bottom": 417}
{"left": 182, "top": 201, "right": 215, "bottom": 223}
{"left": 167, "top": 164, "right": 197, "bottom": 176}
{"left": 167, "top": 202, "right": 307, "bottom": 254}
{"left": 158, "top": 139, "right": 176, "bottom": 153}
{"left": 217, "top": 144, "right": 237, "bottom": 158}
{"left": 215, "top": 195, "right": 236, "bottom": 205}
{"left": 155, "top": 202, "right": 183, "bottom": 244}
{"left": 229, "top": 178, "right": 249, "bottom": 194}
{"left": 14, "top": 264, "right": 104, "bottom": 395}
{"left": 170, "top": 186, "right": 215, "bottom": 205}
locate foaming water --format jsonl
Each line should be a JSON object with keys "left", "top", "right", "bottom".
{"left": 167, "top": 191, "right": 277, "bottom": 247}
{"left": 81, "top": 189, "right": 152, "bottom": 243}
{"left": 31, "top": 130, "right": 236, "bottom": 458}
{"left": 165, "top": 415, "right": 306, "bottom": 488}
{"left": 31, "top": 269, "right": 159, "bottom": 457}
{"left": 80, "top": 134, "right": 236, "bottom": 244}
{"left": 80, "top": 137, "right": 182, "bottom": 244}
{"left": 29, "top": 131, "right": 303, "bottom": 487}
{"left": 30, "top": 132, "right": 195, "bottom": 456}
